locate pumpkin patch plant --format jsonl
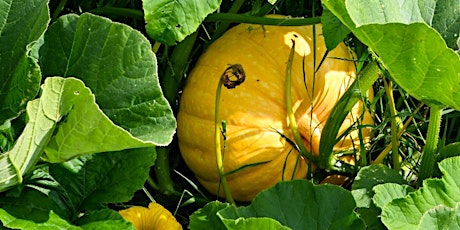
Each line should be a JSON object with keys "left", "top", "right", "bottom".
{"left": 2, "top": 0, "right": 460, "bottom": 229}
{"left": 177, "top": 18, "right": 374, "bottom": 201}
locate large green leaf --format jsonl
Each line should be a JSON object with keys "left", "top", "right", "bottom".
{"left": 0, "top": 77, "right": 155, "bottom": 192}
{"left": 381, "top": 156, "right": 460, "bottom": 229}
{"left": 419, "top": 203, "right": 460, "bottom": 229}
{"left": 75, "top": 209, "right": 135, "bottom": 230}
{"left": 39, "top": 13, "right": 176, "bottom": 146}
{"left": 323, "top": 0, "right": 460, "bottom": 110}
{"left": 48, "top": 147, "right": 156, "bottom": 211}
{"left": 351, "top": 164, "right": 407, "bottom": 229}
{"left": 189, "top": 201, "right": 229, "bottom": 230}
{"left": 42, "top": 77, "right": 153, "bottom": 162}
{"left": 143, "top": 0, "right": 221, "bottom": 45}
{"left": 0, "top": 186, "right": 137, "bottom": 229}
{"left": 218, "top": 180, "right": 364, "bottom": 230}
{"left": 0, "top": 0, "right": 48, "bottom": 124}
{"left": 0, "top": 188, "right": 78, "bottom": 230}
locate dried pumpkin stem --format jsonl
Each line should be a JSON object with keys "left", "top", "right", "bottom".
{"left": 214, "top": 64, "right": 246, "bottom": 205}
{"left": 285, "top": 40, "right": 315, "bottom": 164}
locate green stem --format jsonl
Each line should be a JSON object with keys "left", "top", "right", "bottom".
{"left": 285, "top": 40, "right": 316, "bottom": 164}
{"left": 213, "top": 64, "right": 245, "bottom": 205}
{"left": 161, "top": 32, "right": 198, "bottom": 107}
{"left": 89, "top": 7, "right": 143, "bottom": 20}
{"left": 154, "top": 146, "right": 179, "bottom": 195}
{"left": 383, "top": 78, "right": 400, "bottom": 171}
{"left": 215, "top": 81, "right": 235, "bottom": 205}
{"left": 205, "top": 13, "right": 321, "bottom": 26}
{"left": 212, "top": 0, "right": 246, "bottom": 40}
{"left": 319, "top": 61, "right": 380, "bottom": 169}
{"left": 417, "top": 106, "right": 442, "bottom": 187}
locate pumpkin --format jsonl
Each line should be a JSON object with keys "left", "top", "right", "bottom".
{"left": 177, "top": 17, "right": 373, "bottom": 201}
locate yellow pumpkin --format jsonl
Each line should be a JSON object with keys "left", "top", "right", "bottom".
{"left": 177, "top": 17, "right": 373, "bottom": 201}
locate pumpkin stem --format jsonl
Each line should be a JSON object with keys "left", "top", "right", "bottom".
{"left": 214, "top": 64, "right": 246, "bottom": 205}
{"left": 285, "top": 39, "right": 316, "bottom": 170}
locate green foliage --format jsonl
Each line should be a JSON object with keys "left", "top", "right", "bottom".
{"left": 40, "top": 13, "right": 176, "bottom": 145}
{"left": 323, "top": 0, "right": 460, "bottom": 110}
{"left": 191, "top": 180, "right": 365, "bottom": 230}
{"left": 143, "top": 0, "right": 222, "bottom": 45}
{"left": 0, "top": 0, "right": 175, "bottom": 228}
{"left": 1, "top": 0, "right": 460, "bottom": 229}
{"left": 351, "top": 165, "right": 408, "bottom": 229}
{"left": 380, "top": 156, "right": 460, "bottom": 229}
{"left": 0, "top": 0, "right": 47, "bottom": 124}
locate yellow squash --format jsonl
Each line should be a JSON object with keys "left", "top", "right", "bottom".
{"left": 177, "top": 17, "right": 373, "bottom": 201}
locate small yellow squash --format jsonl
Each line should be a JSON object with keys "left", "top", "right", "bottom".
{"left": 177, "top": 17, "right": 373, "bottom": 201}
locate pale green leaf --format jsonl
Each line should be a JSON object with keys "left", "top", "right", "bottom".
{"left": 42, "top": 77, "right": 153, "bottom": 162}
{"left": 351, "top": 164, "right": 407, "bottom": 229}
{"left": 143, "top": 0, "right": 221, "bottom": 45}
{"left": 418, "top": 203, "right": 460, "bottom": 230}
{"left": 323, "top": 0, "right": 460, "bottom": 110}
{"left": 220, "top": 217, "right": 291, "bottom": 230}
{"left": 372, "top": 183, "right": 415, "bottom": 209}
{"left": 381, "top": 156, "right": 460, "bottom": 229}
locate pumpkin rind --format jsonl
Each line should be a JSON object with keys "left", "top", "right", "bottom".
{"left": 177, "top": 18, "right": 373, "bottom": 201}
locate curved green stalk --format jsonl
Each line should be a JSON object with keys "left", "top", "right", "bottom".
{"left": 205, "top": 13, "right": 321, "bottom": 26}
{"left": 215, "top": 81, "right": 235, "bottom": 205}
{"left": 214, "top": 64, "right": 246, "bottom": 205}
{"left": 285, "top": 40, "right": 315, "bottom": 164}
{"left": 319, "top": 62, "right": 380, "bottom": 169}
{"left": 383, "top": 78, "right": 401, "bottom": 171}
{"left": 417, "top": 106, "right": 442, "bottom": 187}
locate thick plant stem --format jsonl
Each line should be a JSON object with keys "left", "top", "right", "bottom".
{"left": 417, "top": 107, "right": 442, "bottom": 187}
{"left": 153, "top": 32, "right": 198, "bottom": 196}
{"left": 285, "top": 40, "right": 315, "bottom": 164}
{"left": 383, "top": 78, "right": 400, "bottom": 171}
{"left": 154, "top": 147, "right": 179, "bottom": 195}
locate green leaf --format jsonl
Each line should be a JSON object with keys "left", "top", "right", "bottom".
{"left": 321, "top": 7, "right": 350, "bottom": 50}
{"left": 43, "top": 77, "right": 153, "bottom": 162}
{"left": 430, "top": 0, "right": 460, "bottom": 49}
{"left": 75, "top": 209, "right": 135, "bottom": 230}
{"left": 372, "top": 183, "right": 415, "bottom": 209}
{"left": 143, "top": 0, "right": 221, "bottom": 45}
{"left": 39, "top": 13, "right": 176, "bottom": 146}
{"left": 381, "top": 156, "right": 460, "bottom": 229}
{"left": 419, "top": 203, "right": 460, "bottom": 229}
{"left": 352, "top": 165, "right": 408, "bottom": 208}
{"left": 48, "top": 147, "right": 156, "bottom": 211}
{"left": 189, "top": 201, "right": 229, "bottom": 230}
{"left": 219, "top": 217, "right": 291, "bottom": 230}
{"left": 0, "top": 187, "right": 78, "bottom": 230}
{"left": 0, "top": 0, "right": 48, "bottom": 124}
{"left": 218, "top": 180, "right": 364, "bottom": 230}
{"left": 323, "top": 0, "right": 460, "bottom": 110}
{"left": 351, "top": 164, "right": 407, "bottom": 229}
